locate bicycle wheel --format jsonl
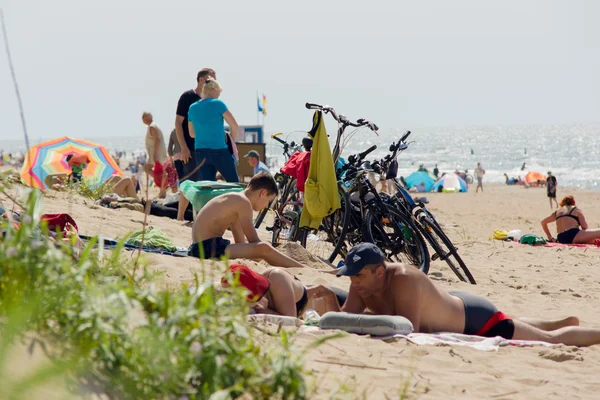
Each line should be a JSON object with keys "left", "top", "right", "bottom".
{"left": 416, "top": 210, "right": 476, "bottom": 284}
{"left": 364, "top": 205, "right": 430, "bottom": 273}
{"left": 299, "top": 184, "right": 351, "bottom": 263}
{"left": 270, "top": 185, "right": 302, "bottom": 246}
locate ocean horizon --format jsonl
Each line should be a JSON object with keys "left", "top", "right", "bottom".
{"left": 2, "top": 122, "right": 599, "bottom": 189}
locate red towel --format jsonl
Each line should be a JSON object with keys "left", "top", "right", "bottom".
{"left": 281, "top": 152, "right": 311, "bottom": 192}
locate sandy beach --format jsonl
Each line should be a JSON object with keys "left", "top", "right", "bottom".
{"left": 13, "top": 181, "right": 595, "bottom": 399}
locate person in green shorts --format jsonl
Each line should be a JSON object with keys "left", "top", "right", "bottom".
{"left": 66, "top": 153, "right": 89, "bottom": 182}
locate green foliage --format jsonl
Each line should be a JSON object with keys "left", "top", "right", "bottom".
{"left": 68, "top": 178, "right": 115, "bottom": 200}
{"left": 0, "top": 184, "right": 307, "bottom": 399}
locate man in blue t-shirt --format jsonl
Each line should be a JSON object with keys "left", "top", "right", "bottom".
{"left": 244, "top": 150, "right": 269, "bottom": 175}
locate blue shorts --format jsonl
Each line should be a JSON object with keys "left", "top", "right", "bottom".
{"left": 188, "top": 237, "right": 231, "bottom": 259}
{"left": 195, "top": 148, "right": 239, "bottom": 183}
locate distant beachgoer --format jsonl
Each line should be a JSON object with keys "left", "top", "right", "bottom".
{"left": 188, "top": 78, "right": 239, "bottom": 183}
{"left": 221, "top": 265, "right": 347, "bottom": 318}
{"left": 524, "top": 147, "right": 527, "bottom": 155}
{"left": 433, "top": 164, "right": 439, "bottom": 178}
{"left": 521, "top": 162, "right": 526, "bottom": 171}
{"left": 104, "top": 176, "right": 139, "bottom": 199}
{"left": 470, "top": 148, "right": 474, "bottom": 155}
{"left": 474, "top": 162, "right": 485, "bottom": 193}
{"left": 167, "top": 128, "right": 184, "bottom": 181}
{"left": 142, "top": 111, "right": 174, "bottom": 198}
{"left": 547, "top": 171, "right": 558, "bottom": 209}
{"left": 541, "top": 195, "right": 600, "bottom": 244}
{"left": 244, "top": 150, "right": 269, "bottom": 176}
{"left": 66, "top": 153, "right": 90, "bottom": 182}
{"left": 316, "top": 242, "right": 600, "bottom": 346}
{"left": 504, "top": 173, "right": 517, "bottom": 185}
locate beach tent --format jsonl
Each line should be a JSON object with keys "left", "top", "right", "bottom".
{"left": 432, "top": 174, "right": 468, "bottom": 193}
{"left": 525, "top": 171, "right": 546, "bottom": 184}
{"left": 21, "top": 137, "right": 122, "bottom": 190}
{"left": 405, "top": 171, "right": 436, "bottom": 192}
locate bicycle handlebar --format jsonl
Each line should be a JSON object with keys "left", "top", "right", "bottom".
{"left": 272, "top": 135, "right": 287, "bottom": 145}
{"left": 345, "top": 145, "right": 378, "bottom": 167}
{"left": 399, "top": 130, "right": 411, "bottom": 143}
{"left": 359, "top": 145, "right": 377, "bottom": 160}
{"left": 305, "top": 102, "right": 378, "bottom": 133}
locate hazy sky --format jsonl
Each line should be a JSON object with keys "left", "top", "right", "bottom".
{"left": 1, "top": 0, "right": 599, "bottom": 143}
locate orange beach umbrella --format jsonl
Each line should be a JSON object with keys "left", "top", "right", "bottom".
{"left": 525, "top": 171, "right": 546, "bottom": 184}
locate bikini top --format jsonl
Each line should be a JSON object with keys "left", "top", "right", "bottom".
{"left": 555, "top": 207, "right": 580, "bottom": 224}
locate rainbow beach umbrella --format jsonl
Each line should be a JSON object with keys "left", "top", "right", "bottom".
{"left": 20, "top": 137, "right": 122, "bottom": 190}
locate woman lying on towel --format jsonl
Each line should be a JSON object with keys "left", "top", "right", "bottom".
{"left": 221, "top": 264, "right": 347, "bottom": 318}
{"left": 541, "top": 195, "right": 600, "bottom": 244}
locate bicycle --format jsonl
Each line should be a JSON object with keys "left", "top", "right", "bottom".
{"left": 372, "top": 131, "right": 476, "bottom": 284}
{"left": 334, "top": 145, "right": 430, "bottom": 272}
{"left": 297, "top": 103, "right": 429, "bottom": 270}
{"left": 253, "top": 133, "right": 306, "bottom": 229}
{"left": 294, "top": 102, "right": 381, "bottom": 263}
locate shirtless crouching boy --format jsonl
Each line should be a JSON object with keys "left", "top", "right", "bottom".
{"left": 190, "top": 172, "right": 306, "bottom": 269}
{"left": 315, "top": 242, "right": 600, "bottom": 346}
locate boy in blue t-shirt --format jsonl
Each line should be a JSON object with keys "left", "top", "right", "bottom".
{"left": 188, "top": 78, "right": 240, "bottom": 183}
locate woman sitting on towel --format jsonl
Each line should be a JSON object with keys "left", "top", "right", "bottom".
{"left": 541, "top": 195, "right": 600, "bottom": 244}
{"left": 221, "top": 264, "right": 347, "bottom": 318}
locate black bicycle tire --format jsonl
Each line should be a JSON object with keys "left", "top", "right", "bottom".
{"left": 417, "top": 213, "right": 476, "bottom": 284}
{"left": 254, "top": 208, "right": 268, "bottom": 229}
{"left": 299, "top": 184, "right": 351, "bottom": 263}
{"left": 270, "top": 182, "right": 301, "bottom": 246}
{"left": 364, "top": 205, "right": 430, "bottom": 274}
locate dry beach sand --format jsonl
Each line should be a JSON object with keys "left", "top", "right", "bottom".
{"left": 5, "top": 181, "right": 600, "bottom": 399}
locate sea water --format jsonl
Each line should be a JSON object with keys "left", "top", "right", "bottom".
{"left": 267, "top": 123, "right": 600, "bottom": 190}
{"left": 2, "top": 122, "right": 599, "bottom": 189}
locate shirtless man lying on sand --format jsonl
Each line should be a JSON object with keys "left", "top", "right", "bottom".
{"left": 315, "top": 242, "right": 600, "bottom": 346}
{"left": 190, "top": 172, "right": 306, "bottom": 269}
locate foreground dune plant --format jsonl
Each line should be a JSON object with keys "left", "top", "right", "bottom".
{"left": 0, "top": 181, "right": 307, "bottom": 399}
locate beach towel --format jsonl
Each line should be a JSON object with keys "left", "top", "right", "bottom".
{"left": 544, "top": 241, "right": 600, "bottom": 249}
{"left": 300, "top": 327, "right": 566, "bottom": 352}
{"left": 248, "top": 314, "right": 303, "bottom": 328}
{"left": 180, "top": 180, "right": 245, "bottom": 212}
{"left": 125, "top": 227, "right": 176, "bottom": 252}
{"left": 79, "top": 234, "right": 189, "bottom": 257}
{"left": 383, "top": 332, "right": 565, "bottom": 351}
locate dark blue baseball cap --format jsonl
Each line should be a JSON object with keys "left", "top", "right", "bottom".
{"left": 337, "top": 243, "right": 385, "bottom": 277}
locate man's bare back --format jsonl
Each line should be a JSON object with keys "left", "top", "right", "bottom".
{"left": 191, "top": 192, "right": 253, "bottom": 243}
{"left": 343, "top": 263, "right": 466, "bottom": 333}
